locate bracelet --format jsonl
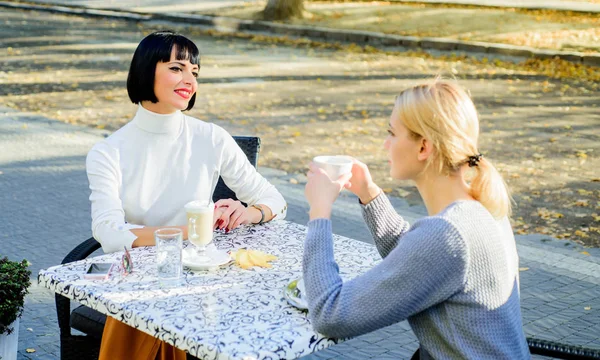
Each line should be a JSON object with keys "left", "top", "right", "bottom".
{"left": 251, "top": 204, "right": 265, "bottom": 225}
{"left": 359, "top": 187, "right": 382, "bottom": 205}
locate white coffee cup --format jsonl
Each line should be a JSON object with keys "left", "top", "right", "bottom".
{"left": 312, "top": 155, "right": 354, "bottom": 180}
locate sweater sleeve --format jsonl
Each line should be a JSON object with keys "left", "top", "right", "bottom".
{"left": 86, "top": 143, "right": 143, "bottom": 254}
{"left": 361, "top": 193, "right": 411, "bottom": 258}
{"left": 303, "top": 217, "right": 468, "bottom": 339}
{"left": 216, "top": 129, "right": 287, "bottom": 220}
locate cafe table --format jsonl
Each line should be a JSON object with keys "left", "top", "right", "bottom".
{"left": 38, "top": 220, "right": 382, "bottom": 359}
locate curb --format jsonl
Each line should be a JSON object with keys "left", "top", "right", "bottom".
{"left": 2, "top": 0, "right": 599, "bottom": 68}
{"left": 0, "top": 0, "right": 150, "bottom": 20}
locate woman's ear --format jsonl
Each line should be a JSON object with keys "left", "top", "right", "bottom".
{"left": 417, "top": 138, "right": 433, "bottom": 162}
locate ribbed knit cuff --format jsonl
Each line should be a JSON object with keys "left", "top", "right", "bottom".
{"left": 306, "top": 218, "right": 333, "bottom": 250}
{"left": 361, "top": 191, "right": 394, "bottom": 222}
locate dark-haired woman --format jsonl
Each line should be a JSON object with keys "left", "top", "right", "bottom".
{"left": 89, "top": 31, "right": 286, "bottom": 360}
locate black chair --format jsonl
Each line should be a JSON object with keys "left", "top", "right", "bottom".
{"left": 55, "top": 136, "right": 261, "bottom": 360}
{"left": 212, "top": 136, "right": 260, "bottom": 203}
{"left": 527, "top": 338, "right": 600, "bottom": 359}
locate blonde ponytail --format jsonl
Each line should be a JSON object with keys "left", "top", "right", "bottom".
{"left": 469, "top": 157, "right": 512, "bottom": 218}
{"left": 395, "top": 78, "right": 512, "bottom": 219}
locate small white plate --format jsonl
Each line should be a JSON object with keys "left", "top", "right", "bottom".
{"left": 283, "top": 277, "right": 308, "bottom": 310}
{"left": 182, "top": 247, "right": 232, "bottom": 271}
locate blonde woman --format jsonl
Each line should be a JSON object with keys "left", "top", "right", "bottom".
{"left": 303, "top": 79, "right": 530, "bottom": 359}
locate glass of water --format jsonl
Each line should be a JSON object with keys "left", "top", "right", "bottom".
{"left": 155, "top": 228, "right": 183, "bottom": 283}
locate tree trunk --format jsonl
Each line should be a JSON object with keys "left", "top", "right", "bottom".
{"left": 261, "top": 0, "right": 305, "bottom": 21}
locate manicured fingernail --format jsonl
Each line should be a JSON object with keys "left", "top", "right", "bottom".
{"left": 225, "top": 228, "right": 230, "bottom": 233}
{"left": 218, "top": 219, "right": 224, "bottom": 226}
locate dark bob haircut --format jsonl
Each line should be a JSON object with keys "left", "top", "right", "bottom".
{"left": 127, "top": 30, "right": 200, "bottom": 111}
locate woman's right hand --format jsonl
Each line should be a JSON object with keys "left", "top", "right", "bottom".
{"left": 345, "top": 159, "right": 381, "bottom": 204}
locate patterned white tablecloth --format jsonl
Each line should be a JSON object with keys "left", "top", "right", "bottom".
{"left": 38, "top": 220, "right": 381, "bottom": 359}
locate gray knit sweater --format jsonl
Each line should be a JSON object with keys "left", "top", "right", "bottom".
{"left": 303, "top": 194, "right": 530, "bottom": 359}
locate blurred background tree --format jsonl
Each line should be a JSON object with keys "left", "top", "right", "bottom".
{"left": 261, "top": 0, "right": 305, "bottom": 20}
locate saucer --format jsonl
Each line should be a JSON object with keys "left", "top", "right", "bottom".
{"left": 283, "top": 277, "right": 308, "bottom": 310}
{"left": 182, "top": 247, "right": 232, "bottom": 271}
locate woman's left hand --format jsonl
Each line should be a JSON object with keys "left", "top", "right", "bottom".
{"left": 214, "top": 199, "right": 252, "bottom": 232}
{"left": 305, "top": 163, "right": 352, "bottom": 220}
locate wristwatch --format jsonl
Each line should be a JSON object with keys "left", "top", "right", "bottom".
{"left": 251, "top": 204, "right": 265, "bottom": 225}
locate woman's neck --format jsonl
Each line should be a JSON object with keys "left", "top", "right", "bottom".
{"left": 141, "top": 100, "right": 178, "bottom": 115}
{"left": 415, "top": 168, "right": 474, "bottom": 216}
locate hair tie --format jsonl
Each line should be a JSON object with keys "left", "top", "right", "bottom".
{"left": 467, "top": 154, "right": 483, "bottom": 167}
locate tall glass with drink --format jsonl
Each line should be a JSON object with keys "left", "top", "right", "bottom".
{"left": 154, "top": 228, "right": 183, "bottom": 283}
{"left": 184, "top": 200, "right": 214, "bottom": 262}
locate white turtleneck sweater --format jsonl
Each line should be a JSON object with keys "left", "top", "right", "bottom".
{"left": 86, "top": 105, "right": 287, "bottom": 254}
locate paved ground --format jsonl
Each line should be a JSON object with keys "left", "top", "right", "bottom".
{"left": 4, "top": 105, "right": 600, "bottom": 360}
{"left": 189, "top": 4, "right": 600, "bottom": 60}
{"left": 1, "top": 5, "right": 600, "bottom": 360}
{"left": 16, "top": 0, "right": 600, "bottom": 13}
{"left": 3, "top": 1, "right": 600, "bottom": 249}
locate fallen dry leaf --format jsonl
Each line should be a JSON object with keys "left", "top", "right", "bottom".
{"left": 3, "top": 9, "right": 599, "bottom": 249}
{"left": 26, "top": 349, "right": 36, "bottom": 353}
{"left": 396, "top": 189, "right": 410, "bottom": 197}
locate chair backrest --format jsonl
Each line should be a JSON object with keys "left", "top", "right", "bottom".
{"left": 212, "top": 136, "right": 261, "bottom": 203}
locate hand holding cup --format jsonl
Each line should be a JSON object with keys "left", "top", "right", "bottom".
{"left": 344, "top": 158, "right": 381, "bottom": 204}
{"left": 305, "top": 156, "right": 353, "bottom": 220}
{"left": 312, "top": 155, "right": 353, "bottom": 180}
